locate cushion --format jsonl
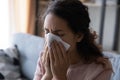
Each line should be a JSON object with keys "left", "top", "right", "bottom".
{"left": 11, "top": 33, "right": 45, "bottom": 80}
{"left": 103, "top": 51, "right": 120, "bottom": 80}
{"left": 0, "top": 45, "right": 21, "bottom": 80}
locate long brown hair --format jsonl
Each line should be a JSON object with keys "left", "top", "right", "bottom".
{"left": 42, "top": 0, "right": 112, "bottom": 69}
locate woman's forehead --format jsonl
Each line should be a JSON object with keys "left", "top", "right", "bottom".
{"left": 44, "top": 13, "right": 69, "bottom": 31}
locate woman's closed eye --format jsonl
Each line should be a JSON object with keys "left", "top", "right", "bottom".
{"left": 44, "top": 28, "right": 65, "bottom": 37}
{"left": 56, "top": 33, "right": 65, "bottom": 37}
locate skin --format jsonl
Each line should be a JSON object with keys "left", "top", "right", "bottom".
{"left": 41, "top": 13, "right": 84, "bottom": 80}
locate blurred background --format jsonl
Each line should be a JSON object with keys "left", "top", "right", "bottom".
{"left": 0, "top": 0, "right": 120, "bottom": 52}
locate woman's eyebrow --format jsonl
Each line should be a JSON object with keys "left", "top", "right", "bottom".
{"left": 53, "top": 30, "right": 63, "bottom": 32}
{"left": 44, "top": 28, "right": 64, "bottom": 33}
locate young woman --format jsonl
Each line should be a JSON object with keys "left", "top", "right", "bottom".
{"left": 34, "top": 0, "right": 113, "bottom": 80}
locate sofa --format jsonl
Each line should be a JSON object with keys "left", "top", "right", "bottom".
{"left": 0, "top": 32, "right": 119, "bottom": 80}
{"left": 11, "top": 33, "right": 45, "bottom": 80}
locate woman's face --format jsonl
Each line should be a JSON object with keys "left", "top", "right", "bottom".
{"left": 44, "top": 13, "right": 82, "bottom": 52}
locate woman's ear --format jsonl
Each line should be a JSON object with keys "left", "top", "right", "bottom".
{"left": 76, "top": 33, "right": 84, "bottom": 42}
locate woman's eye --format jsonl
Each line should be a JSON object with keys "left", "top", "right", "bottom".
{"left": 57, "top": 34, "right": 64, "bottom": 37}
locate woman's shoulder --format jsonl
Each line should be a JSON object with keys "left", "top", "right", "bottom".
{"left": 69, "top": 57, "right": 112, "bottom": 73}
{"left": 87, "top": 57, "right": 112, "bottom": 72}
{"left": 68, "top": 61, "right": 104, "bottom": 75}
{"left": 67, "top": 59, "right": 112, "bottom": 80}
{"left": 69, "top": 57, "right": 111, "bottom": 69}
{"left": 96, "top": 57, "right": 113, "bottom": 70}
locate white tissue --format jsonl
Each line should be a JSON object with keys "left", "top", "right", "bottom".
{"left": 45, "top": 33, "right": 70, "bottom": 51}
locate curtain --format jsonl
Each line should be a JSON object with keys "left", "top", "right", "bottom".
{"left": 9, "top": 0, "right": 36, "bottom": 35}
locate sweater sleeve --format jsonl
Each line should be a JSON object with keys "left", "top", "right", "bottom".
{"left": 94, "top": 69, "right": 113, "bottom": 80}
{"left": 33, "top": 52, "right": 45, "bottom": 80}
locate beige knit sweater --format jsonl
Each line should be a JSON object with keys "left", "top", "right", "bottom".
{"left": 33, "top": 53, "right": 112, "bottom": 80}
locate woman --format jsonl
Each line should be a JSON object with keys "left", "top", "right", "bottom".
{"left": 34, "top": 0, "right": 113, "bottom": 80}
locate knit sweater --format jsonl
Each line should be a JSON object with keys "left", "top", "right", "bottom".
{"left": 33, "top": 52, "right": 112, "bottom": 80}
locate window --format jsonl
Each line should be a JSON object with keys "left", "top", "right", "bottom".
{"left": 0, "top": 0, "right": 10, "bottom": 49}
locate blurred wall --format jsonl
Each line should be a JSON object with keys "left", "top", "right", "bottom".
{"left": 88, "top": 5, "right": 117, "bottom": 51}
{"left": 118, "top": 22, "right": 120, "bottom": 52}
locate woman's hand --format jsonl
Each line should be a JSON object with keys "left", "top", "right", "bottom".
{"left": 48, "top": 40, "right": 70, "bottom": 80}
{"left": 41, "top": 43, "right": 53, "bottom": 79}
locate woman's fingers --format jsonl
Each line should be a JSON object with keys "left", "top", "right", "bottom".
{"left": 45, "top": 51, "right": 49, "bottom": 66}
{"left": 49, "top": 45, "right": 54, "bottom": 66}
{"left": 42, "top": 46, "right": 48, "bottom": 63}
{"left": 49, "top": 40, "right": 68, "bottom": 67}
{"left": 57, "top": 41, "right": 66, "bottom": 59}
{"left": 48, "top": 40, "right": 70, "bottom": 79}
{"left": 53, "top": 40, "right": 62, "bottom": 62}
{"left": 45, "top": 51, "right": 51, "bottom": 72}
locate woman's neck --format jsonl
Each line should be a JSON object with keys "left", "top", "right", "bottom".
{"left": 69, "top": 50, "right": 82, "bottom": 65}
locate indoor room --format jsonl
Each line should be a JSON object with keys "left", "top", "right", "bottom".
{"left": 0, "top": 0, "right": 120, "bottom": 80}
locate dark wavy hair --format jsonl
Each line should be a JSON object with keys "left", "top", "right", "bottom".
{"left": 42, "top": 0, "right": 110, "bottom": 65}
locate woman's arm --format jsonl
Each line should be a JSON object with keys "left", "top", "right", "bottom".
{"left": 34, "top": 63, "right": 52, "bottom": 80}
{"left": 33, "top": 53, "right": 44, "bottom": 80}
{"left": 33, "top": 52, "right": 52, "bottom": 80}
